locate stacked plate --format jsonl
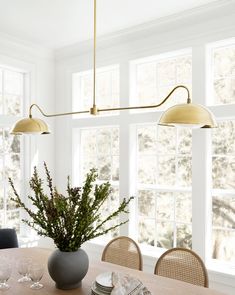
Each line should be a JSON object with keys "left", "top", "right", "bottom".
{"left": 91, "top": 272, "right": 113, "bottom": 295}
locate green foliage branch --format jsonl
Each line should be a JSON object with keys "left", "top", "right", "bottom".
{"left": 9, "top": 163, "right": 133, "bottom": 252}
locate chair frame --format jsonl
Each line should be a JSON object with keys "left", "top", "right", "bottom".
{"left": 101, "top": 236, "right": 143, "bottom": 271}
{"left": 154, "top": 247, "right": 209, "bottom": 287}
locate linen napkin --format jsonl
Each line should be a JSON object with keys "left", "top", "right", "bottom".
{"left": 111, "top": 272, "right": 152, "bottom": 295}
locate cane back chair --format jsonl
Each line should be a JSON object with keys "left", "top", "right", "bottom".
{"left": 101, "top": 236, "right": 143, "bottom": 270}
{"left": 154, "top": 247, "right": 209, "bottom": 287}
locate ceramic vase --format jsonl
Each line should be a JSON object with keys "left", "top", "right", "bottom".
{"left": 47, "top": 248, "right": 89, "bottom": 290}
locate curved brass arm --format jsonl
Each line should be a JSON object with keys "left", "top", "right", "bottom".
{"left": 29, "top": 85, "right": 191, "bottom": 118}
{"left": 29, "top": 104, "right": 89, "bottom": 118}
{"left": 94, "top": 85, "right": 191, "bottom": 113}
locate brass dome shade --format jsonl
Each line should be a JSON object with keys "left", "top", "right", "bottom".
{"left": 10, "top": 118, "right": 50, "bottom": 135}
{"left": 158, "top": 102, "right": 217, "bottom": 128}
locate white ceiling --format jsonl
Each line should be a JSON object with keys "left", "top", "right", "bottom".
{"left": 0, "top": 0, "right": 221, "bottom": 49}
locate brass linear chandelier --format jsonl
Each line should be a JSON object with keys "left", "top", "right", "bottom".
{"left": 11, "top": 0, "right": 216, "bottom": 135}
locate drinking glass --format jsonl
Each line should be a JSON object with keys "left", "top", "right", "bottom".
{"left": 29, "top": 263, "right": 44, "bottom": 290}
{"left": 0, "top": 263, "right": 11, "bottom": 290}
{"left": 17, "top": 258, "right": 32, "bottom": 283}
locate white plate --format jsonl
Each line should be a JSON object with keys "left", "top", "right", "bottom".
{"left": 91, "top": 281, "right": 112, "bottom": 295}
{"left": 95, "top": 272, "right": 113, "bottom": 289}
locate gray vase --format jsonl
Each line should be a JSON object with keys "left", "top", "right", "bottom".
{"left": 47, "top": 248, "right": 89, "bottom": 290}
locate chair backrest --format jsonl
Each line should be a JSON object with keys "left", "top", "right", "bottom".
{"left": 154, "top": 248, "right": 209, "bottom": 287}
{"left": 101, "top": 236, "right": 143, "bottom": 270}
{"left": 0, "top": 228, "right": 19, "bottom": 249}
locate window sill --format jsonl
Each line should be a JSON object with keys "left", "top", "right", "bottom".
{"left": 18, "top": 235, "right": 40, "bottom": 248}
{"left": 207, "top": 260, "right": 235, "bottom": 278}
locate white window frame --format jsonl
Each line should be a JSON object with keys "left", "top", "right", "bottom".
{"left": 0, "top": 55, "right": 37, "bottom": 241}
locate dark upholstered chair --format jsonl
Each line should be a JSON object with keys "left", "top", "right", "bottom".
{"left": 101, "top": 236, "right": 143, "bottom": 270}
{"left": 0, "top": 228, "right": 19, "bottom": 249}
{"left": 154, "top": 247, "right": 209, "bottom": 287}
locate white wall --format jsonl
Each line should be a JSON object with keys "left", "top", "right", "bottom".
{"left": 53, "top": 1, "right": 235, "bottom": 294}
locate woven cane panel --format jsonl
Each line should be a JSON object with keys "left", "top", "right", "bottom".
{"left": 103, "top": 238, "right": 141, "bottom": 270}
{"left": 156, "top": 250, "right": 207, "bottom": 287}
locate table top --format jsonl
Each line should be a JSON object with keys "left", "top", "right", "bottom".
{"left": 0, "top": 247, "right": 227, "bottom": 295}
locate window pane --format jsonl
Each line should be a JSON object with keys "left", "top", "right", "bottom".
{"left": 178, "top": 128, "right": 192, "bottom": 154}
{"left": 177, "top": 156, "right": 192, "bottom": 187}
{"left": 157, "top": 126, "right": 176, "bottom": 154}
{"left": 212, "top": 121, "right": 235, "bottom": 190}
{"left": 212, "top": 45, "right": 235, "bottom": 104}
{"left": 176, "top": 193, "right": 192, "bottom": 223}
{"left": 138, "top": 126, "right": 157, "bottom": 154}
{"left": 212, "top": 229, "right": 235, "bottom": 262}
{"left": 4, "top": 94, "right": 21, "bottom": 115}
{"left": 212, "top": 119, "right": 235, "bottom": 262}
{"left": 3, "top": 70, "right": 23, "bottom": 115}
{"left": 212, "top": 195, "right": 235, "bottom": 262}
{"left": 97, "top": 155, "right": 111, "bottom": 181}
{"left": 156, "top": 192, "right": 174, "bottom": 220}
{"left": 138, "top": 190, "right": 155, "bottom": 218}
{"left": 73, "top": 65, "right": 119, "bottom": 116}
{"left": 157, "top": 222, "right": 174, "bottom": 249}
{"left": 0, "top": 128, "right": 21, "bottom": 231}
{"left": 134, "top": 52, "right": 192, "bottom": 110}
{"left": 4, "top": 130, "right": 21, "bottom": 153}
{"left": 138, "top": 218, "right": 155, "bottom": 246}
{"left": 212, "top": 156, "right": 235, "bottom": 190}
{"left": 212, "top": 121, "right": 235, "bottom": 155}
{"left": 176, "top": 224, "right": 192, "bottom": 248}
{"left": 158, "top": 156, "right": 176, "bottom": 186}
{"left": 138, "top": 155, "right": 157, "bottom": 185}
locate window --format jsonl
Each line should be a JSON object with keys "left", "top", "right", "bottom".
{"left": 209, "top": 39, "right": 235, "bottom": 264}
{"left": 0, "top": 67, "right": 24, "bottom": 232}
{"left": 133, "top": 50, "right": 192, "bottom": 249}
{"left": 211, "top": 43, "right": 235, "bottom": 105}
{"left": 137, "top": 124, "right": 192, "bottom": 249}
{"left": 72, "top": 51, "right": 194, "bottom": 246}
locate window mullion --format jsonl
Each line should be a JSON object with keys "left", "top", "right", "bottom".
{"left": 118, "top": 61, "right": 134, "bottom": 236}
{"left": 192, "top": 44, "right": 211, "bottom": 262}
{"left": 192, "top": 130, "right": 212, "bottom": 262}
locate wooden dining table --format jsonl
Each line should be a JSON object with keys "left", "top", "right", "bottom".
{"left": 0, "top": 247, "right": 227, "bottom": 295}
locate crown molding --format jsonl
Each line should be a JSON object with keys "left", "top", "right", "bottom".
{"left": 0, "top": 31, "right": 54, "bottom": 61}
{"left": 55, "top": 0, "right": 235, "bottom": 61}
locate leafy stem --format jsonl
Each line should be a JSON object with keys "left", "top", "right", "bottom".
{"left": 9, "top": 163, "right": 133, "bottom": 252}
